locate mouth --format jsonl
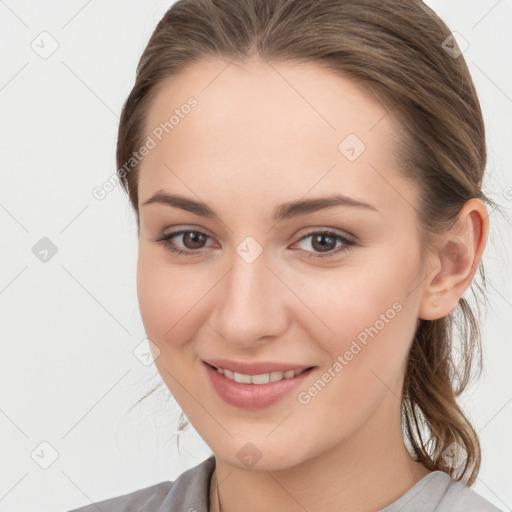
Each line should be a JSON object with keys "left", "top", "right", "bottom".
{"left": 205, "top": 362, "right": 312, "bottom": 384}
{"left": 203, "top": 360, "right": 316, "bottom": 409}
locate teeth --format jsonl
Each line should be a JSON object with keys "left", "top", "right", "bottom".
{"left": 215, "top": 366, "right": 307, "bottom": 384}
{"left": 269, "top": 371, "right": 284, "bottom": 383}
{"left": 252, "top": 373, "right": 270, "bottom": 384}
{"left": 233, "top": 372, "right": 252, "bottom": 384}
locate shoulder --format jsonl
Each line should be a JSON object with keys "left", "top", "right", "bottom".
{"left": 67, "top": 481, "right": 174, "bottom": 512}
{"left": 66, "top": 456, "right": 216, "bottom": 512}
{"left": 436, "top": 473, "right": 504, "bottom": 512}
{"left": 382, "top": 470, "right": 504, "bottom": 512}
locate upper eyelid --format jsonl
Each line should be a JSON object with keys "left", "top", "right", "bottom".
{"left": 298, "top": 229, "right": 354, "bottom": 242}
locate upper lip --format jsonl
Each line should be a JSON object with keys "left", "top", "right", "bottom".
{"left": 204, "top": 359, "right": 314, "bottom": 375}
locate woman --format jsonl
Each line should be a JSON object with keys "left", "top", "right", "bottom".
{"left": 69, "top": 0, "right": 503, "bottom": 510}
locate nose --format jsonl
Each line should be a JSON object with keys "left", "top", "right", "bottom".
{"left": 208, "top": 247, "right": 289, "bottom": 348}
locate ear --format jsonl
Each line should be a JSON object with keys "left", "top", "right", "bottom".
{"left": 418, "top": 198, "right": 489, "bottom": 320}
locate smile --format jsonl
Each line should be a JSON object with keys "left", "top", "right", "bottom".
{"left": 203, "top": 361, "right": 316, "bottom": 409}
{"left": 213, "top": 365, "right": 309, "bottom": 384}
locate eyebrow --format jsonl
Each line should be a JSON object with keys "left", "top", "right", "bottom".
{"left": 141, "top": 191, "right": 378, "bottom": 221}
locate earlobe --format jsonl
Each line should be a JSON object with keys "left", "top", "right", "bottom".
{"left": 418, "top": 199, "right": 489, "bottom": 321}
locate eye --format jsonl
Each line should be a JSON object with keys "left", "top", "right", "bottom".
{"left": 155, "top": 228, "right": 355, "bottom": 259}
{"left": 155, "top": 229, "right": 214, "bottom": 256}
{"left": 292, "top": 230, "right": 355, "bottom": 258}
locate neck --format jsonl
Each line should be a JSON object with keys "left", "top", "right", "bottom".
{"left": 209, "top": 394, "right": 431, "bottom": 512}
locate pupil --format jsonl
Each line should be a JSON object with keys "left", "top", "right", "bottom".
{"left": 312, "top": 234, "right": 335, "bottom": 252}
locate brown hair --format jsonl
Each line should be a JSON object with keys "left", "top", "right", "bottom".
{"left": 118, "top": 0, "right": 499, "bottom": 486}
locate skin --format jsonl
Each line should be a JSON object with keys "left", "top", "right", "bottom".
{"left": 135, "top": 56, "right": 488, "bottom": 512}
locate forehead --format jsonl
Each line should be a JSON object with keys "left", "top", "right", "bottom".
{"left": 138, "top": 56, "right": 415, "bottom": 218}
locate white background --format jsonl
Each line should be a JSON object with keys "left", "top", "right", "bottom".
{"left": 0, "top": 1, "right": 511, "bottom": 511}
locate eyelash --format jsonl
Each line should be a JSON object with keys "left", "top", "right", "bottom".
{"left": 155, "top": 229, "right": 355, "bottom": 259}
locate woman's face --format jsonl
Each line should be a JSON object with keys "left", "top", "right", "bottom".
{"left": 136, "top": 56, "right": 429, "bottom": 470}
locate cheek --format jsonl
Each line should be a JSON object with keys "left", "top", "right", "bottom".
{"left": 297, "top": 249, "right": 420, "bottom": 367}
{"left": 136, "top": 251, "right": 212, "bottom": 405}
{"left": 136, "top": 250, "right": 212, "bottom": 345}
{"left": 291, "top": 262, "right": 418, "bottom": 444}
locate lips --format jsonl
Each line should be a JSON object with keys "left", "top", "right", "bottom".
{"left": 203, "top": 359, "right": 316, "bottom": 409}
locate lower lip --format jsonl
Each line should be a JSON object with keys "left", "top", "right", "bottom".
{"left": 203, "top": 362, "right": 315, "bottom": 410}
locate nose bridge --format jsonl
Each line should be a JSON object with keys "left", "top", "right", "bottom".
{"left": 210, "top": 245, "right": 287, "bottom": 344}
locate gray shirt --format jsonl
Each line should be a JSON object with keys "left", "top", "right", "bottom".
{"left": 67, "top": 455, "right": 503, "bottom": 511}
